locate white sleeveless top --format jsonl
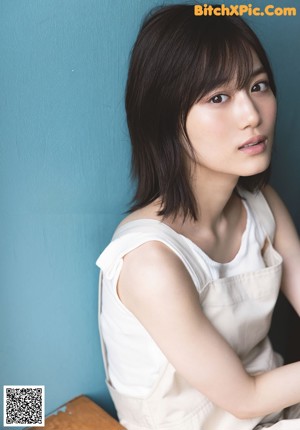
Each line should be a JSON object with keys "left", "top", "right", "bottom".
{"left": 97, "top": 195, "right": 267, "bottom": 397}
{"left": 97, "top": 190, "right": 300, "bottom": 429}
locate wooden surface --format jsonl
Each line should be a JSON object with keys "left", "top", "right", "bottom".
{"left": 28, "top": 395, "right": 125, "bottom": 430}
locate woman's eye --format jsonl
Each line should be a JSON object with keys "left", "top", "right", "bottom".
{"left": 209, "top": 94, "right": 228, "bottom": 104}
{"left": 251, "top": 81, "right": 269, "bottom": 92}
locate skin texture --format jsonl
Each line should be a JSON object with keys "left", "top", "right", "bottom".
{"left": 116, "top": 51, "right": 300, "bottom": 419}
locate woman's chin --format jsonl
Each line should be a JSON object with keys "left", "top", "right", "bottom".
{"left": 239, "top": 158, "right": 271, "bottom": 177}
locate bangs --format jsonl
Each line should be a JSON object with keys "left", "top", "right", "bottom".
{"left": 191, "top": 28, "right": 255, "bottom": 104}
{"left": 202, "top": 40, "right": 253, "bottom": 95}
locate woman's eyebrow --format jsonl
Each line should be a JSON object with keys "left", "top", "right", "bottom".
{"left": 251, "top": 66, "right": 266, "bottom": 77}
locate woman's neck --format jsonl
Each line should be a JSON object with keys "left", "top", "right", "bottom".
{"left": 189, "top": 168, "right": 239, "bottom": 232}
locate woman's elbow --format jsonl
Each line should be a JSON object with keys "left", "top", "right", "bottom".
{"left": 222, "top": 390, "right": 264, "bottom": 420}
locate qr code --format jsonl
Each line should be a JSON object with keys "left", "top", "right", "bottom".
{"left": 3, "top": 385, "right": 45, "bottom": 427}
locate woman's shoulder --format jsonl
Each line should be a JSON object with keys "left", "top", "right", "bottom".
{"left": 97, "top": 200, "right": 181, "bottom": 270}
{"left": 97, "top": 202, "right": 207, "bottom": 288}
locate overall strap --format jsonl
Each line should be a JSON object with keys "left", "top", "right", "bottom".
{"left": 241, "top": 190, "right": 276, "bottom": 243}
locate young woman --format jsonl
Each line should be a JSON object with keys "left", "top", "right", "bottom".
{"left": 96, "top": 4, "right": 300, "bottom": 429}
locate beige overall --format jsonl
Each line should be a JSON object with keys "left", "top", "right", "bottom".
{"left": 98, "top": 191, "right": 300, "bottom": 429}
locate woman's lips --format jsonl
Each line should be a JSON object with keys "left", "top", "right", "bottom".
{"left": 238, "top": 135, "right": 267, "bottom": 149}
{"left": 238, "top": 136, "right": 267, "bottom": 154}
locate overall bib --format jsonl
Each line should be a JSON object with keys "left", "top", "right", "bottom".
{"left": 97, "top": 191, "right": 300, "bottom": 429}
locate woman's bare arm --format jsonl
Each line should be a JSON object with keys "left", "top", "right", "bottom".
{"left": 263, "top": 185, "right": 300, "bottom": 316}
{"left": 117, "top": 239, "right": 300, "bottom": 419}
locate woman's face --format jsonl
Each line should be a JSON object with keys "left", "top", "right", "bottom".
{"left": 185, "top": 51, "right": 277, "bottom": 179}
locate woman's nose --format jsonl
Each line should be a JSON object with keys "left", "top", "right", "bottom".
{"left": 236, "top": 91, "right": 261, "bottom": 129}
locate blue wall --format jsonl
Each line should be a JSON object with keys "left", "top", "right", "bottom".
{"left": 0, "top": 0, "right": 299, "bottom": 427}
